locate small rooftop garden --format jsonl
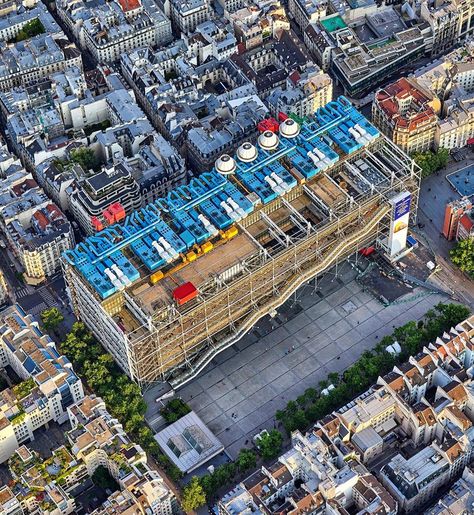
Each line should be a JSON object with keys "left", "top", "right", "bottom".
{"left": 12, "top": 378, "right": 36, "bottom": 400}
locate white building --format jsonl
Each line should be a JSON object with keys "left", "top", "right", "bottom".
{"left": 0, "top": 305, "right": 84, "bottom": 464}
{"left": 57, "top": 0, "right": 172, "bottom": 64}
{"left": 288, "top": 0, "right": 327, "bottom": 31}
{"left": 170, "top": 0, "right": 210, "bottom": 34}
{"left": 266, "top": 67, "right": 333, "bottom": 118}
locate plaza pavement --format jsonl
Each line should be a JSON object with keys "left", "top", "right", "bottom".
{"left": 178, "top": 262, "right": 448, "bottom": 458}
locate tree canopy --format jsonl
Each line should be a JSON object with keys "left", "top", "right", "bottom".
{"left": 450, "top": 238, "right": 474, "bottom": 274}
{"left": 14, "top": 19, "right": 45, "bottom": 42}
{"left": 182, "top": 476, "right": 206, "bottom": 513}
{"left": 70, "top": 147, "right": 100, "bottom": 172}
{"left": 58, "top": 322, "right": 182, "bottom": 482}
{"left": 40, "top": 307, "right": 64, "bottom": 332}
{"left": 412, "top": 148, "right": 449, "bottom": 178}
{"left": 237, "top": 448, "right": 257, "bottom": 472}
{"left": 257, "top": 430, "right": 283, "bottom": 461}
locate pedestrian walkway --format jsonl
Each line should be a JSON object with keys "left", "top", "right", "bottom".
{"left": 38, "top": 288, "right": 58, "bottom": 308}
{"left": 179, "top": 265, "right": 448, "bottom": 458}
{"left": 15, "top": 287, "right": 30, "bottom": 299}
{"left": 27, "top": 302, "right": 48, "bottom": 317}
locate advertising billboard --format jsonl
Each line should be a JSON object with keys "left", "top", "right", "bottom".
{"left": 388, "top": 191, "right": 411, "bottom": 257}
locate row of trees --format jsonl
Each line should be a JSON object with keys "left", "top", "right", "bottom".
{"left": 450, "top": 238, "right": 474, "bottom": 276}
{"left": 412, "top": 148, "right": 449, "bottom": 178}
{"left": 275, "top": 302, "right": 469, "bottom": 434}
{"left": 182, "top": 302, "right": 470, "bottom": 511}
{"left": 59, "top": 322, "right": 182, "bottom": 482}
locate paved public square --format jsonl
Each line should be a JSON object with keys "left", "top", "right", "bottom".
{"left": 179, "top": 261, "right": 448, "bottom": 458}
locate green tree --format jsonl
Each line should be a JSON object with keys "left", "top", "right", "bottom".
{"left": 14, "top": 18, "right": 45, "bottom": 42}
{"left": 83, "top": 354, "right": 114, "bottom": 388}
{"left": 257, "top": 430, "right": 283, "bottom": 460}
{"left": 40, "top": 307, "right": 64, "bottom": 332}
{"left": 237, "top": 449, "right": 257, "bottom": 472}
{"left": 160, "top": 398, "right": 191, "bottom": 423}
{"left": 450, "top": 238, "right": 474, "bottom": 274}
{"left": 413, "top": 148, "right": 449, "bottom": 178}
{"left": 182, "top": 476, "right": 206, "bottom": 512}
{"left": 70, "top": 147, "right": 100, "bottom": 172}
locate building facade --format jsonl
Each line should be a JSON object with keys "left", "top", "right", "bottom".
{"left": 372, "top": 78, "right": 441, "bottom": 154}
{"left": 0, "top": 305, "right": 84, "bottom": 464}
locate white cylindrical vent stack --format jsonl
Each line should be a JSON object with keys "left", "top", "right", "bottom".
{"left": 152, "top": 240, "right": 172, "bottom": 262}
{"left": 105, "top": 268, "right": 123, "bottom": 289}
{"left": 158, "top": 237, "right": 178, "bottom": 260}
{"left": 215, "top": 154, "right": 237, "bottom": 175}
{"left": 227, "top": 197, "right": 246, "bottom": 219}
{"left": 279, "top": 118, "right": 300, "bottom": 139}
{"left": 198, "top": 214, "right": 218, "bottom": 236}
{"left": 237, "top": 142, "right": 258, "bottom": 162}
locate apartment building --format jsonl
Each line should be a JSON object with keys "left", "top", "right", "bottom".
{"left": 266, "top": 67, "right": 333, "bottom": 119}
{"left": 220, "top": 430, "right": 397, "bottom": 514}
{"left": 381, "top": 437, "right": 470, "bottom": 512}
{"left": 67, "top": 395, "right": 176, "bottom": 514}
{"left": 228, "top": 3, "right": 290, "bottom": 50}
{"left": 0, "top": 486, "right": 22, "bottom": 515}
{"left": 230, "top": 31, "right": 312, "bottom": 95}
{"left": 0, "top": 174, "right": 74, "bottom": 281}
{"left": 184, "top": 21, "right": 237, "bottom": 62}
{"left": 442, "top": 197, "right": 473, "bottom": 240}
{"left": 421, "top": 0, "right": 474, "bottom": 55}
{"left": 57, "top": 0, "right": 172, "bottom": 64}
{"left": 69, "top": 165, "right": 142, "bottom": 235}
{"left": 425, "top": 466, "right": 474, "bottom": 514}
{"left": 288, "top": 0, "right": 327, "bottom": 31}
{"left": 0, "top": 305, "right": 84, "bottom": 464}
{"left": 1, "top": 394, "right": 176, "bottom": 515}
{"left": 372, "top": 78, "right": 441, "bottom": 154}
{"left": 169, "top": 0, "right": 210, "bottom": 34}
{"left": 8, "top": 446, "right": 80, "bottom": 514}
{"left": 376, "top": 41, "right": 474, "bottom": 152}
{"left": 7, "top": 204, "right": 74, "bottom": 281}
{"left": 435, "top": 95, "right": 474, "bottom": 150}
{"left": 0, "top": 34, "right": 81, "bottom": 92}
{"left": 216, "top": 0, "right": 244, "bottom": 12}
{"left": 0, "top": 2, "right": 62, "bottom": 43}
{"left": 0, "top": 268, "right": 8, "bottom": 305}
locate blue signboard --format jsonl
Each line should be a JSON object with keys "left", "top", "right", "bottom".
{"left": 393, "top": 194, "right": 411, "bottom": 220}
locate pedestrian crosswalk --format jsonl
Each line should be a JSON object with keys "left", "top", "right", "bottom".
{"left": 15, "top": 287, "right": 30, "bottom": 299}
{"left": 28, "top": 302, "right": 48, "bottom": 317}
{"left": 39, "top": 288, "right": 58, "bottom": 308}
